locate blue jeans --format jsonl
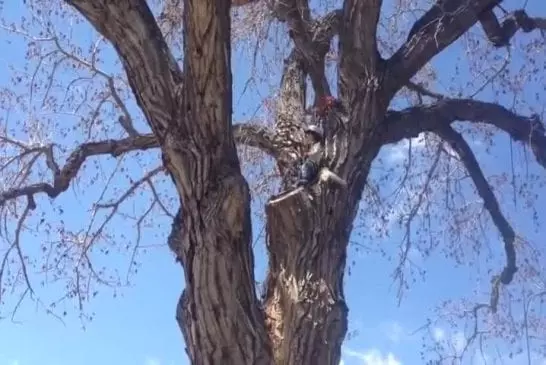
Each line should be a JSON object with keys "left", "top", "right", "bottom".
{"left": 297, "top": 159, "right": 319, "bottom": 186}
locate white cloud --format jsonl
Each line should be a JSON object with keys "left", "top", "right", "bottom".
{"left": 383, "top": 129, "right": 483, "bottom": 164}
{"left": 383, "top": 133, "right": 428, "bottom": 163}
{"left": 343, "top": 347, "right": 402, "bottom": 365}
{"left": 432, "top": 327, "right": 445, "bottom": 342}
{"left": 145, "top": 357, "right": 161, "bottom": 365}
{"left": 381, "top": 321, "right": 404, "bottom": 343}
{"left": 431, "top": 327, "right": 466, "bottom": 355}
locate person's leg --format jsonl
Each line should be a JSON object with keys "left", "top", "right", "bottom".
{"left": 297, "top": 159, "right": 318, "bottom": 186}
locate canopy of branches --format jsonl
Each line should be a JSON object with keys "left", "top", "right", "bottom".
{"left": 0, "top": 0, "right": 545, "bottom": 363}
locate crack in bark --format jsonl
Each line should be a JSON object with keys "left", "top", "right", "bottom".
{"left": 264, "top": 187, "right": 349, "bottom": 364}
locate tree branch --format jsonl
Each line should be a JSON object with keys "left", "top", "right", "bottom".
{"left": 276, "top": 50, "right": 307, "bottom": 130}
{"left": 338, "top": 0, "right": 383, "bottom": 100}
{"left": 234, "top": 123, "right": 280, "bottom": 156}
{"left": 386, "top": 0, "right": 503, "bottom": 90}
{"left": 382, "top": 98, "right": 546, "bottom": 169}
{"left": 65, "top": 0, "right": 182, "bottom": 140}
{"left": 272, "top": 1, "right": 341, "bottom": 99}
{"left": 231, "top": 0, "right": 258, "bottom": 5}
{"left": 405, "top": 81, "right": 446, "bottom": 100}
{"left": 436, "top": 126, "right": 517, "bottom": 286}
{"left": 382, "top": 99, "right": 539, "bottom": 310}
{"left": 478, "top": 8, "right": 546, "bottom": 47}
{"left": 271, "top": 50, "right": 307, "bottom": 187}
{"left": 0, "top": 123, "right": 277, "bottom": 206}
{"left": 340, "top": 0, "right": 382, "bottom": 68}
{"left": 0, "top": 135, "right": 157, "bottom": 206}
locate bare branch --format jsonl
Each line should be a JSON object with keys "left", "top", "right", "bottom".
{"left": 0, "top": 135, "right": 156, "bottom": 205}
{"left": 0, "top": 197, "right": 34, "bottom": 304}
{"left": 95, "top": 167, "right": 164, "bottom": 209}
{"left": 46, "top": 32, "right": 140, "bottom": 137}
{"left": 385, "top": 1, "right": 546, "bottom": 90}
{"left": 84, "top": 166, "right": 164, "bottom": 252}
{"left": 117, "top": 115, "right": 139, "bottom": 137}
{"left": 393, "top": 142, "right": 443, "bottom": 301}
{"left": 65, "top": 0, "right": 182, "bottom": 139}
{"left": 233, "top": 123, "right": 279, "bottom": 157}
{"left": 405, "top": 81, "right": 446, "bottom": 100}
{"left": 0, "top": 123, "right": 275, "bottom": 205}
{"left": 382, "top": 99, "right": 543, "bottom": 309}
{"left": 382, "top": 98, "right": 546, "bottom": 169}
{"left": 127, "top": 200, "right": 157, "bottom": 283}
{"left": 436, "top": 126, "right": 517, "bottom": 287}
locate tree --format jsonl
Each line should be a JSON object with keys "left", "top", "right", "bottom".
{"left": 0, "top": 0, "right": 545, "bottom": 364}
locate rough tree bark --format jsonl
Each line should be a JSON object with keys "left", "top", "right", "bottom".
{"left": 64, "top": 0, "right": 272, "bottom": 364}
{"left": 0, "top": 0, "right": 536, "bottom": 364}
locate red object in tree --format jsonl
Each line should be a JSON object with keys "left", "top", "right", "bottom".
{"left": 317, "top": 96, "right": 341, "bottom": 116}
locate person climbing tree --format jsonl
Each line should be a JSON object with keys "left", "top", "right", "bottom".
{"left": 297, "top": 96, "right": 346, "bottom": 188}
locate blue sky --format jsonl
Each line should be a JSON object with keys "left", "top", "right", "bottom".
{"left": 0, "top": 1, "right": 546, "bottom": 365}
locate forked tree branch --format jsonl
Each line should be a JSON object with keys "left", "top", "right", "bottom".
{"left": 479, "top": 7, "right": 546, "bottom": 47}
{"left": 436, "top": 126, "right": 517, "bottom": 285}
{"left": 271, "top": 0, "right": 341, "bottom": 99}
{"left": 386, "top": 1, "right": 546, "bottom": 91}
{"left": 382, "top": 98, "right": 546, "bottom": 169}
{"left": 0, "top": 135, "right": 157, "bottom": 206}
{"left": 0, "top": 123, "right": 277, "bottom": 206}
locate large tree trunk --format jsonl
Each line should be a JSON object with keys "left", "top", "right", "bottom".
{"left": 262, "top": 85, "right": 387, "bottom": 363}
{"left": 68, "top": 1, "right": 272, "bottom": 364}
{"left": 264, "top": 190, "right": 351, "bottom": 364}
{"left": 168, "top": 1, "right": 272, "bottom": 364}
